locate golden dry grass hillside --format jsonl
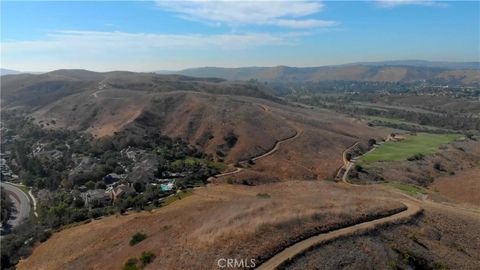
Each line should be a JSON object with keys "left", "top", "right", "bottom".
{"left": 2, "top": 71, "right": 385, "bottom": 180}
{"left": 18, "top": 181, "right": 406, "bottom": 270}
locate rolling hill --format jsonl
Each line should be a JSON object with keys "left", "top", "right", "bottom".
{"left": 172, "top": 63, "right": 480, "bottom": 85}
{"left": 4, "top": 68, "right": 479, "bottom": 270}
{"left": 1, "top": 70, "right": 382, "bottom": 180}
{"left": 0, "top": 68, "right": 22, "bottom": 76}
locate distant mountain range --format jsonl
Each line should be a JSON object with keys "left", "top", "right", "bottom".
{"left": 3, "top": 60, "right": 479, "bottom": 85}
{"left": 342, "top": 60, "right": 480, "bottom": 70}
{"left": 158, "top": 60, "right": 479, "bottom": 85}
{"left": 0, "top": 68, "right": 22, "bottom": 76}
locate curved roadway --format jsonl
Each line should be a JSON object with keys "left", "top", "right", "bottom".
{"left": 1, "top": 182, "right": 31, "bottom": 231}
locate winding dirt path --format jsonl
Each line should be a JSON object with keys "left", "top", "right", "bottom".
{"left": 251, "top": 104, "right": 303, "bottom": 162}
{"left": 91, "top": 89, "right": 124, "bottom": 100}
{"left": 251, "top": 128, "right": 302, "bottom": 162}
{"left": 214, "top": 104, "right": 303, "bottom": 178}
{"left": 256, "top": 141, "right": 424, "bottom": 270}
{"left": 256, "top": 202, "right": 422, "bottom": 270}
{"left": 213, "top": 167, "right": 243, "bottom": 178}
{"left": 334, "top": 141, "right": 358, "bottom": 182}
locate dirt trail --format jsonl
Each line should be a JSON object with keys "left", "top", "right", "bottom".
{"left": 213, "top": 167, "right": 243, "bottom": 178}
{"left": 256, "top": 136, "right": 480, "bottom": 270}
{"left": 377, "top": 184, "right": 480, "bottom": 217}
{"left": 251, "top": 128, "right": 302, "bottom": 162}
{"left": 256, "top": 202, "right": 422, "bottom": 270}
{"left": 334, "top": 141, "right": 359, "bottom": 183}
{"left": 91, "top": 89, "right": 124, "bottom": 100}
{"left": 214, "top": 104, "right": 303, "bottom": 178}
{"left": 256, "top": 141, "right": 424, "bottom": 270}
{"left": 251, "top": 104, "right": 303, "bottom": 161}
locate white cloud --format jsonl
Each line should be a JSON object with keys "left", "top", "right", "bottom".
{"left": 2, "top": 30, "right": 288, "bottom": 52}
{"left": 375, "top": 0, "right": 448, "bottom": 8}
{"left": 156, "top": 0, "right": 336, "bottom": 28}
{"left": 1, "top": 30, "right": 299, "bottom": 71}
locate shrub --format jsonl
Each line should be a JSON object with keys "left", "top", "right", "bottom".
{"left": 256, "top": 193, "right": 271, "bottom": 199}
{"left": 388, "top": 260, "right": 398, "bottom": 269}
{"left": 355, "top": 164, "right": 364, "bottom": 172}
{"left": 123, "top": 258, "right": 138, "bottom": 270}
{"left": 89, "top": 208, "right": 104, "bottom": 219}
{"left": 433, "top": 162, "right": 446, "bottom": 172}
{"left": 433, "top": 261, "right": 449, "bottom": 270}
{"left": 407, "top": 153, "right": 424, "bottom": 161}
{"left": 140, "top": 251, "right": 156, "bottom": 266}
{"left": 95, "top": 181, "right": 106, "bottom": 190}
{"left": 129, "top": 232, "right": 147, "bottom": 246}
{"left": 85, "top": 181, "right": 96, "bottom": 190}
{"left": 224, "top": 132, "right": 238, "bottom": 148}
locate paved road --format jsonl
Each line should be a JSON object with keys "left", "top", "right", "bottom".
{"left": 256, "top": 202, "right": 422, "bottom": 270}
{"left": 1, "top": 182, "right": 31, "bottom": 231}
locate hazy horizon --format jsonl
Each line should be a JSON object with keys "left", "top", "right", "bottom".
{"left": 2, "top": 58, "right": 479, "bottom": 75}
{"left": 2, "top": 0, "right": 479, "bottom": 72}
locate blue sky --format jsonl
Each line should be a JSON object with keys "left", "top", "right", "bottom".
{"left": 1, "top": 0, "right": 479, "bottom": 72}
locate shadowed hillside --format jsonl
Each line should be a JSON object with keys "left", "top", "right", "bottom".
{"left": 1, "top": 70, "right": 382, "bottom": 180}
{"left": 174, "top": 64, "right": 480, "bottom": 85}
{"left": 1, "top": 69, "right": 278, "bottom": 110}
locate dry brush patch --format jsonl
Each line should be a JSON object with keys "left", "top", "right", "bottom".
{"left": 18, "top": 181, "right": 402, "bottom": 270}
{"left": 430, "top": 167, "right": 480, "bottom": 206}
{"left": 283, "top": 202, "right": 480, "bottom": 270}
{"left": 31, "top": 87, "right": 383, "bottom": 181}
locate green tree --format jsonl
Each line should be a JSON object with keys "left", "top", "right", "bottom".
{"left": 140, "top": 251, "right": 156, "bottom": 266}
{"left": 129, "top": 232, "right": 147, "bottom": 246}
{"left": 85, "top": 181, "right": 96, "bottom": 190}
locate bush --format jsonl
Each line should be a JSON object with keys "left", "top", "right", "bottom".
{"left": 85, "top": 181, "right": 96, "bottom": 190}
{"left": 355, "top": 164, "right": 364, "bottom": 172}
{"left": 256, "top": 193, "right": 271, "bottom": 199}
{"left": 95, "top": 181, "right": 106, "bottom": 190}
{"left": 433, "top": 162, "right": 446, "bottom": 172}
{"left": 123, "top": 257, "right": 138, "bottom": 270}
{"left": 129, "top": 232, "right": 147, "bottom": 246}
{"left": 1, "top": 190, "right": 14, "bottom": 225}
{"left": 224, "top": 132, "right": 238, "bottom": 148}
{"left": 433, "top": 261, "right": 449, "bottom": 270}
{"left": 407, "top": 153, "right": 424, "bottom": 161}
{"left": 89, "top": 208, "right": 104, "bottom": 219}
{"left": 140, "top": 251, "right": 156, "bottom": 266}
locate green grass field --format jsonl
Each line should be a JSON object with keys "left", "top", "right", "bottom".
{"left": 359, "top": 133, "right": 462, "bottom": 165}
